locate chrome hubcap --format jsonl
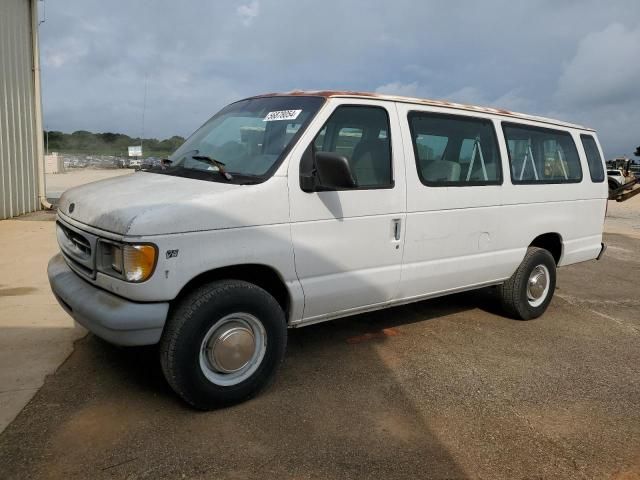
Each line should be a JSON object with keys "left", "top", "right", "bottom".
{"left": 527, "top": 264, "right": 550, "bottom": 307}
{"left": 199, "top": 313, "right": 266, "bottom": 386}
{"left": 207, "top": 322, "right": 255, "bottom": 373}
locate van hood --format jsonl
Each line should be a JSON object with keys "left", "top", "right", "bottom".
{"left": 57, "top": 172, "right": 289, "bottom": 236}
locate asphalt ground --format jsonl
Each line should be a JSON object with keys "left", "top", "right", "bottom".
{"left": 0, "top": 232, "right": 639, "bottom": 480}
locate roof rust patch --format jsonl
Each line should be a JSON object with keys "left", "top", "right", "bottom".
{"left": 250, "top": 90, "right": 383, "bottom": 99}
{"left": 246, "top": 90, "right": 593, "bottom": 131}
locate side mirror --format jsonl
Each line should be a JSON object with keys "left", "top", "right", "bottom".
{"left": 314, "top": 152, "right": 357, "bottom": 190}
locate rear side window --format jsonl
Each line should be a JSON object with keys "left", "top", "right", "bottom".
{"left": 408, "top": 112, "right": 502, "bottom": 186}
{"left": 503, "top": 123, "right": 582, "bottom": 184}
{"left": 580, "top": 134, "right": 605, "bottom": 182}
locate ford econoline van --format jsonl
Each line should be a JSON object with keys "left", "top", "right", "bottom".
{"left": 48, "top": 91, "right": 608, "bottom": 409}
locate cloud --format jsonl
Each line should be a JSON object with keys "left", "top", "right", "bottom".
{"left": 37, "top": 0, "right": 640, "bottom": 157}
{"left": 237, "top": 1, "right": 260, "bottom": 27}
{"left": 548, "top": 22, "right": 640, "bottom": 156}
{"left": 374, "top": 82, "right": 532, "bottom": 115}
{"left": 444, "top": 87, "right": 533, "bottom": 114}
{"left": 43, "top": 38, "right": 88, "bottom": 68}
{"left": 444, "top": 86, "right": 486, "bottom": 105}
{"left": 555, "top": 23, "right": 640, "bottom": 107}
{"left": 375, "top": 82, "right": 426, "bottom": 98}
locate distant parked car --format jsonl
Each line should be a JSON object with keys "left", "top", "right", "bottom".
{"left": 607, "top": 169, "right": 626, "bottom": 191}
{"left": 128, "top": 159, "right": 142, "bottom": 170}
{"left": 141, "top": 157, "right": 160, "bottom": 170}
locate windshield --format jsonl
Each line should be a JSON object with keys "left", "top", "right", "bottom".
{"left": 152, "top": 96, "right": 324, "bottom": 183}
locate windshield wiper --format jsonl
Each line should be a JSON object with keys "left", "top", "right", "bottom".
{"left": 191, "top": 155, "right": 233, "bottom": 180}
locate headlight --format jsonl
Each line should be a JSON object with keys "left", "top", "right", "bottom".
{"left": 111, "top": 245, "right": 123, "bottom": 273}
{"left": 98, "top": 241, "right": 157, "bottom": 282}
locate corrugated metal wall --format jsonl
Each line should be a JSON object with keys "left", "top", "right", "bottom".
{"left": 0, "top": 0, "right": 39, "bottom": 219}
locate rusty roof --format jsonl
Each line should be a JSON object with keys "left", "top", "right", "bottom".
{"left": 248, "top": 90, "right": 593, "bottom": 131}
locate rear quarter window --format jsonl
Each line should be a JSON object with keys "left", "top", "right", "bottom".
{"left": 580, "top": 134, "right": 605, "bottom": 182}
{"left": 502, "top": 123, "right": 582, "bottom": 184}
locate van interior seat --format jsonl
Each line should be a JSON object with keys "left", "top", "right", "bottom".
{"left": 422, "top": 160, "right": 461, "bottom": 182}
{"left": 350, "top": 137, "right": 391, "bottom": 186}
{"left": 468, "top": 162, "right": 497, "bottom": 181}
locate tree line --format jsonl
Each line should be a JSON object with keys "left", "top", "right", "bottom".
{"left": 41, "top": 130, "right": 640, "bottom": 160}
{"left": 44, "top": 130, "right": 186, "bottom": 158}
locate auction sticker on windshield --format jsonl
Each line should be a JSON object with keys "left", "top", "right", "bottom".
{"left": 264, "top": 109, "right": 302, "bottom": 121}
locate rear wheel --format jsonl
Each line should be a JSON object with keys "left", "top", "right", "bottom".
{"left": 160, "top": 280, "right": 287, "bottom": 409}
{"left": 498, "top": 247, "right": 556, "bottom": 320}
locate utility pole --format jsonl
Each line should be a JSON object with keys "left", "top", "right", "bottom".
{"left": 140, "top": 73, "right": 148, "bottom": 156}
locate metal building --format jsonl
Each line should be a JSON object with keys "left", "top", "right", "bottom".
{"left": 0, "top": 0, "right": 46, "bottom": 219}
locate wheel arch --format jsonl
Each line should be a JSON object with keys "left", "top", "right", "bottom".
{"left": 608, "top": 179, "right": 620, "bottom": 192}
{"left": 173, "top": 263, "right": 292, "bottom": 319}
{"left": 529, "top": 232, "right": 563, "bottom": 265}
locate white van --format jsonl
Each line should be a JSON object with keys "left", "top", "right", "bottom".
{"left": 48, "top": 91, "right": 608, "bottom": 408}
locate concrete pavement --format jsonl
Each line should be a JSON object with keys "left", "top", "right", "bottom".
{"left": 605, "top": 192, "right": 640, "bottom": 239}
{"left": 0, "top": 212, "right": 85, "bottom": 433}
{"left": 0, "top": 168, "right": 131, "bottom": 433}
{"left": 46, "top": 168, "right": 133, "bottom": 202}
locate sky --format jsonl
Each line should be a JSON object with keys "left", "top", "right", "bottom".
{"left": 39, "top": 0, "right": 640, "bottom": 158}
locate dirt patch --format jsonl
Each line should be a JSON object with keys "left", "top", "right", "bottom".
{"left": 0, "top": 287, "right": 38, "bottom": 297}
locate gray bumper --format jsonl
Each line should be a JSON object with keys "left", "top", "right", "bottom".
{"left": 48, "top": 253, "right": 169, "bottom": 346}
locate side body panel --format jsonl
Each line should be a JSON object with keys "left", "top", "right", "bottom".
{"left": 396, "top": 104, "right": 513, "bottom": 300}
{"left": 498, "top": 121, "right": 607, "bottom": 267}
{"left": 395, "top": 103, "right": 607, "bottom": 303}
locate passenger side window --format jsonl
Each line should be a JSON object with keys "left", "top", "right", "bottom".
{"left": 408, "top": 112, "right": 502, "bottom": 186}
{"left": 503, "top": 123, "right": 582, "bottom": 183}
{"left": 312, "top": 106, "right": 392, "bottom": 188}
{"left": 580, "top": 134, "right": 605, "bottom": 183}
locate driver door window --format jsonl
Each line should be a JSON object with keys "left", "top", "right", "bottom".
{"left": 311, "top": 106, "right": 393, "bottom": 188}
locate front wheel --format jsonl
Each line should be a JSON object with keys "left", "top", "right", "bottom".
{"left": 160, "top": 280, "right": 287, "bottom": 409}
{"left": 498, "top": 247, "right": 557, "bottom": 320}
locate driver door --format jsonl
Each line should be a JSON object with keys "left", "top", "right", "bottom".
{"left": 287, "top": 99, "right": 406, "bottom": 323}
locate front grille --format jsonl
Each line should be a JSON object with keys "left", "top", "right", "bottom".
{"left": 56, "top": 220, "right": 97, "bottom": 279}
{"left": 59, "top": 223, "right": 91, "bottom": 257}
{"left": 61, "top": 251, "right": 94, "bottom": 277}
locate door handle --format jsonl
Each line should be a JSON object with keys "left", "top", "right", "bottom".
{"left": 392, "top": 219, "right": 401, "bottom": 241}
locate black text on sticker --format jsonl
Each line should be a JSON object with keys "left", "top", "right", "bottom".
{"left": 263, "top": 109, "right": 302, "bottom": 121}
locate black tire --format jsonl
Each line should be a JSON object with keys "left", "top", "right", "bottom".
{"left": 160, "top": 280, "right": 287, "bottom": 409}
{"left": 498, "top": 247, "right": 556, "bottom": 320}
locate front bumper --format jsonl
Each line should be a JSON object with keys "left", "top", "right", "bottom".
{"left": 48, "top": 253, "right": 169, "bottom": 346}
